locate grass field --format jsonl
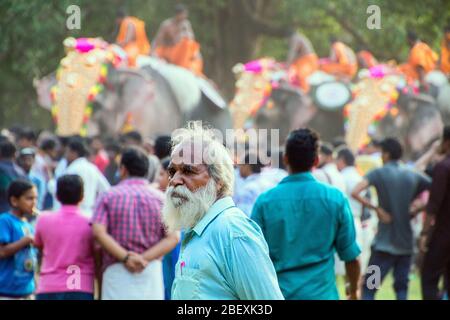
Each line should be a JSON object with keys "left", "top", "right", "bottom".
{"left": 337, "top": 271, "right": 422, "bottom": 300}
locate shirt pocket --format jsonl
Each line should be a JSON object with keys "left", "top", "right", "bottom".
{"left": 171, "top": 267, "right": 201, "bottom": 300}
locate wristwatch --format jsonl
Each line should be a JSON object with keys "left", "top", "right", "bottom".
{"left": 122, "top": 253, "right": 130, "bottom": 264}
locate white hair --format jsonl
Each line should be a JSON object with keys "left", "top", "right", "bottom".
{"left": 170, "top": 121, "right": 234, "bottom": 197}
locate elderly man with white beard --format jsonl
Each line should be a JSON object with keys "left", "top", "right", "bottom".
{"left": 163, "top": 122, "right": 284, "bottom": 300}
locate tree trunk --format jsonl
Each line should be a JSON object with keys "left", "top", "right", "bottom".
{"left": 203, "top": 0, "right": 287, "bottom": 100}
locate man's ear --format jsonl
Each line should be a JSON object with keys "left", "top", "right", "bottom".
{"left": 119, "top": 164, "right": 127, "bottom": 177}
{"left": 9, "top": 197, "right": 18, "bottom": 209}
{"left": 313, "top": 156, "right": 319, "bottom": 168}
{"left": 283, "top": 154, "right": 289, "bottom": 169}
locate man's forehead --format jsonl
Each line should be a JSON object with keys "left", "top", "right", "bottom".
{"left": 171, "top": 140, "right": 210, "bottom": 165}
{"left": 168, "top": 161, "right": 206, "bottom": 171}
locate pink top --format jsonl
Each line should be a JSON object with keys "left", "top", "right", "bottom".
{"left": 34, "top": 206, "right": 95, "bottom": 294}
{"left": 93, "top": 150, "right": 110, "bottom": 174}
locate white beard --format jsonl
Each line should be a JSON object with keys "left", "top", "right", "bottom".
{"left": 162, "top": 179, "right": 218, "bottom": 233}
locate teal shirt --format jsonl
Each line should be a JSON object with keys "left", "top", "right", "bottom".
{"left": 171, "top": 196, "right": 284, "bottom": 300}
{"left": 251, "top": 172, "right": 360, "bottom": 300}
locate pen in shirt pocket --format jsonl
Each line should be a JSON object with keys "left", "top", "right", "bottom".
{"left": 180, "top": 261, "right": 186, "bottom": 276}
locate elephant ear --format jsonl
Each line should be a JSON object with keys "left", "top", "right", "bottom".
{"left": 34, "top": 72, "right": 57, "bottom": 111}
{"left": 195, "top": 77, "right": 227, "bottom": 110}
{"left": 138, "top": 57, "right": 201, "bottom": 114}
{"left": 97, "top": 67, "right": 136, "bottom": 112}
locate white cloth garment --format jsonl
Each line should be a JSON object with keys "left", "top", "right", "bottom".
{"left": 340, "top": 166, "right": 373, "bottom": 273}
{"left": 55, "top": 157, "right": 110, "bottom": 217}
{"left": 101, "top": 261, "right": 164, "bottom": 300}
{"left": 314, "top": 163, "right": 350, "bottom": 276}
{"left": 313, "top": 163, "right": 346, "bottom": 193}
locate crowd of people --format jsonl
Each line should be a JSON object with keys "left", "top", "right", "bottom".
{"left": 0, "top": 122, "right": 449, "bottom": 300}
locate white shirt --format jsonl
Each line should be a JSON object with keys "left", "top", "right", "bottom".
{"left": 59, "top": 157, "right": 110, "bottom": 217}
{"left": 313, "top": 163, "right": 346, "bottom": 193}
{"left": 260, "top": 167, "right": 288, "bottom": 187}
{"left": 233, "top": 167, "right": 287, "bottom": 217}
{"left": 340, "top": 166, "right": 363, "bottom": 219}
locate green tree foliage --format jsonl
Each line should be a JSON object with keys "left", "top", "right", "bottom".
{"left": 0, "top": 0, "right": 449, "bottom": 131}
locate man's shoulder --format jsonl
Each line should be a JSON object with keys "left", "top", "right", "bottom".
{"left": 366, "top": 165, "right": 384, "bottom": 177}
{"left": 105, "top": 182, "right": 161, "bottom": 200}
{"left": 264, "top": 176, "right": 342, "bottom": 196}
{"left": 214, "top": 206, "right": 261, "bottom": 238}
{"left": 0, "top": 213, "right": 12, "bottom": 224}
{"left": 435, "top": 156, "right": 450, "bottom": 172}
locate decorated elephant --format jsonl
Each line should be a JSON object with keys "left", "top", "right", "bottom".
{"left": 230, "top": 58, "right": 446, "bottom": 160}
{"left": 34, "top": 37, "right": 231, "bottom": 138}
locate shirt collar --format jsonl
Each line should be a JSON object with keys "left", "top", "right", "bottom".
{"left": 59, "top": 205, "right": 81, "bottom": 214}
{"left": 341, "top": 166, "right": 356, "bottom": 174}
{"left": 279, "top": 171, "right": 316, "bottom": 184}
{"left": 118, "top": 177, "right": 149, "bottom": 186}
{"left": 385, "top": 160, "right": 400, "bottom": 167}
{"left": 192, "top": 196, "right": 235, "bottom": 237}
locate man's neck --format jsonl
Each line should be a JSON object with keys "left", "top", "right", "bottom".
{"left": 289, "top": 169, "right": 310, "bottom": 175}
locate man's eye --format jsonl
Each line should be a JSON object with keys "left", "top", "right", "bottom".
{"left": 168, "top": 168, "right": 176, "bottom": 177}
{"left": 182, "top": 167, "right": 195, "bottom": 175}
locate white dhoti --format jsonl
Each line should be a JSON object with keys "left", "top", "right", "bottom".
{"left": 101, "top": 260, "right": 164, "bottom": 300}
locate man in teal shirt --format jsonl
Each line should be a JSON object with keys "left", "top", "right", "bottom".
{"left": 163, "top": 122, "right": 283, "bottom": 300}
{"left": 252, "top": 128, "right": 361, "bottom": 300}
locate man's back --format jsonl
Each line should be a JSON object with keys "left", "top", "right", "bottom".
{"left": 65, "top": 158, "right": 110, "bottom": 216}
{"left": 251, "top": 172, "right": 360, "bottom": 300}
{"left": 34, "top": 206, "right": 95, "bottom": 294}
{"left": 92, "top": 178, "right": 165, "bottom": 271}
{"left": 366, "top": 161, "right": 431, "bottom": 255}
{"left": 341, "top": 166, "right": 363, "bottom": 219}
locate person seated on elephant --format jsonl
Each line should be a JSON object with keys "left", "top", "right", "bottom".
{"left": 319, "top": 37, "right": 358, "bottom": 81}
{"left": 286, "top": 30, "right": 319, "bottom": 93}
{"left": 398, "top": 31, "right": 438, "bottom": 89}
{"left": 357, "top": 49, "right": 379, "bottom": 70}
{"left": 151, "top": 4, "right": 203, "bottom": 76}
{"left": 115, "top": 9, "right": 151, "bottom": 67}
{"left": 439, "top": 25, "right": 450, "bottom": 76}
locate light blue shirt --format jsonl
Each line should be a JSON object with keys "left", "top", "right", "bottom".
{"left": 171, "top": 196, "right": 284, "bottom": 300}
{"left": 252, "top": 172, "right": 361, "bottom": 300}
